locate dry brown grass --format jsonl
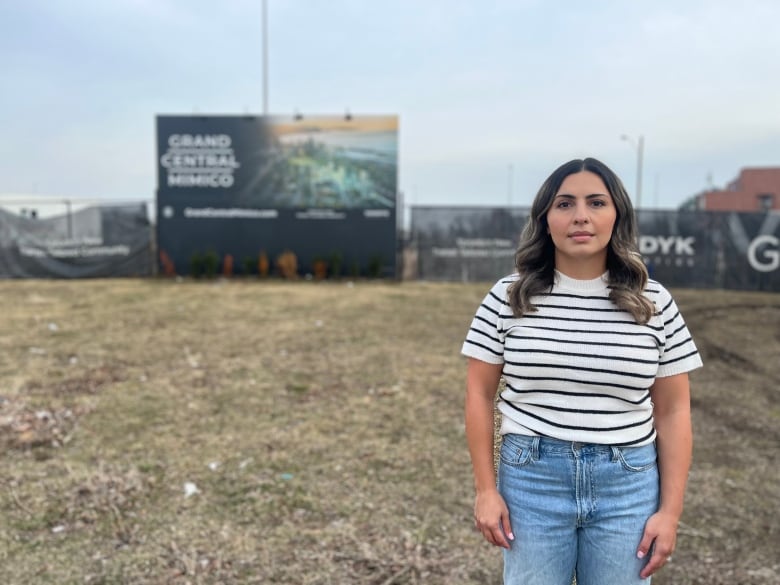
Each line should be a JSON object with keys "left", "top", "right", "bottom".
{"left": 0, "top": 279, "right": 778, "bottom": 584}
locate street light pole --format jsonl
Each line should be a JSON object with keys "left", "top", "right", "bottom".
{"left": 262, "top": 0, "right": 269, "bottom": 115}
{"left": 63, "top": 199, "right": 73, "bottom": 238}
{"left": 635, "top": 135, "right": 644, "bottom": 209}
{"left": 507, "top": 164, "right": 514, "bottom": 207}
{"left": 621, "top": 134, "right": 644, "bottom": 209}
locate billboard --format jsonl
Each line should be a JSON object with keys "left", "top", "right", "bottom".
{"left": 156, "top": 115, "right": 398, "bottom": 276}
{"left": 0, "top": 204, "right": 153, "bottom": 278}
{"left": 411, "top": 207, "right": 780, "bottom": 291}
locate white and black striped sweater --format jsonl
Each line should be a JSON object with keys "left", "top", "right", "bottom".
{"left": 462, "top": 270, "right": 703, "bottom": 446}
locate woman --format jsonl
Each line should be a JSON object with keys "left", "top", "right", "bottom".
{"left": 462, "top": 158, "right": 702, "bottom": 585}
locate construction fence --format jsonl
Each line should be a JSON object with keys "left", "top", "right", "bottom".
{"left": 408, "top": 206, "right": 780, "bottom": 291}
{"left": 2, "top": 202, "right": 778, "bottom": 292}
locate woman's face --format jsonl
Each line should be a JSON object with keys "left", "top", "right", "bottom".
{"left": 545, "top": 170, "right": 617, "bottom": 277}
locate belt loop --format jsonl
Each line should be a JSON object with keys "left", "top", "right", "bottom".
{"left": 531, "top": 436, "right": 540, "bottom": 461}
{"left": 610, "top": 446, "right": 620, "bottom": 462}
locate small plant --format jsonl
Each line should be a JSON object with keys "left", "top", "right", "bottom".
{"left": 312, "top": 257, "right": 328, "bottom": 280}
{"left": 276, "top": 250, "right": 298, "bottom": 279}
{"left": 159, "top": 250, "right": 177, "bottom": 277}
{"left": 258, "top": 251, "right": 270, "bottom": 277}
{"left": 243, "top": 256, "right": 255, "bottom": 276}
{"left": 189, "top": 252, "right": 204, "bottom": 278}
{"left": 222, "top": 254, "right": 234, "bottom": 278}
{"left": 367, "top": 255, "right": 383, "bottom": 278}
{"left": 329, "top": 251, "right": 343, "bottom": 278}
{"left": 203, "top": 250, "right": 219, "bottom": 278}
{"left": 349, "top": 259, "right": 361, "bottom": 278}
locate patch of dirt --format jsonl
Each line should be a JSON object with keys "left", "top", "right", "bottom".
{"left": 0, "top": 399, "right": 83, "bottom": 453}
{"left": 23, "top": 365, "right": 127, "bottom": 397}
{"left": 0, "top": 366, "right": 124, "bottom": 455}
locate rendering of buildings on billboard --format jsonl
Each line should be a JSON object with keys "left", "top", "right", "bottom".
{"left": 156, "top": 114, "right": 398, "bottom": 277}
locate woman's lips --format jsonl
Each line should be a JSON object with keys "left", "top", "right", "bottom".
{"left": 569, "top": 232, "right": 594, "bottom": 242}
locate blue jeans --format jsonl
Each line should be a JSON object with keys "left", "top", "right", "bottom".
{"left": 498, "top": 434, "right": 659, "bottom": 585}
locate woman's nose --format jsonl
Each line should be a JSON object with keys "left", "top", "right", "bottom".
{"left": 573, "top": 203, "right": 590, "bottom": 223}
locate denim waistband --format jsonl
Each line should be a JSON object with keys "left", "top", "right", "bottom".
{"left": 502, "top": 433, "right": 655, "bottom": 459}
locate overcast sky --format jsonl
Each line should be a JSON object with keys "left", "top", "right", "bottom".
{"left": 1, "top": 0, "right": 779, "bottom": 212}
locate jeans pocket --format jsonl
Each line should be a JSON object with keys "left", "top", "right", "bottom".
{"left": 616, "top": 444, "right": 657, "bottom": 473}
{"left": 499, "top": 434, "right": 534, "bottom": 467}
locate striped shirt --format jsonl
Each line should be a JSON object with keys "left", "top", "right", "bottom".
{"left": 462, "top": 270, "right": 703, "bottom": 446}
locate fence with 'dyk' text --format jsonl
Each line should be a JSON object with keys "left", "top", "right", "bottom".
{"left": 410, "top": 206, "right": 780, "bottom": 291}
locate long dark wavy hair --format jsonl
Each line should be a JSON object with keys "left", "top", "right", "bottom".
{"left": 507, "top": 157, "right": 655, "bottom": 324}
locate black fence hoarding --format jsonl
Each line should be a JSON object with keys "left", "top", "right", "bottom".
{"left": 411, "top": 206, "right": 528, "bottom": 282}
{"left": 638, "top": 209, "right": 780, "bottom": 291}
{"left": 156, "top": 115, "right": 399, "bottom": 276}
{"left": 411, "top": 206, "right": 780, "bottom": 291}
{"left": 0, "top": 204, "right": 153, "bottom": 278}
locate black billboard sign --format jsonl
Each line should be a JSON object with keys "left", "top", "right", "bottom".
{"left": 156, "top": 115, "right": 398, "bottom": 276}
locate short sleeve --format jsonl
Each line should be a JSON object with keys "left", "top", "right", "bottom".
{"left": 461, "top": 277, "right": 512, "bottom": 364}
{"left": 655, "top": 285, "right": 703, "bottom": 378}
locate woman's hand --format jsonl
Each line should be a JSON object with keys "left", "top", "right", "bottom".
{"left": 465, "top": 358, "right": 511, "bottom": 548}
{"left": 474, "top": 488, "right": 514, "bottom": 549}
{"left": 637, "top": 510, "right": 678, "bottom": 578}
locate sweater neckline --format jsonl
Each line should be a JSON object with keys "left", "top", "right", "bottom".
{"left": 554, "top": 270, "right": 609, "bottom": 291}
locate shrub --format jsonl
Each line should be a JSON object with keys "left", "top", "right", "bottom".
{"left": 203, "top": 250, "right": 219, "bottom": 278}
{"left": 242, "top": 256, "right": 255, "bottom": 276}
{"left": 349, "top": 259, "right": 361, "bottom": 278}
{"left": 313, "top": 258, "right": 328, "bottom": 280}
{"left": 329, "top": 251, "right": 343, "bottom": 278}
{"left": 258, "top": 251, "right": 270, "bottom": 277}
{"left": 189, "top": 252, "right": 204, "bottom": 278}
{"left": 367, "top": 255, "right": 383, "bottom": 278}
{"left": 276, "top": 250, "right": 298, "bottom": 279}
{"left": 222, "top": 254, "right": 234, "bottom": 278}
{"left": 159, "top": 250, "right": 177, "bottom": 277}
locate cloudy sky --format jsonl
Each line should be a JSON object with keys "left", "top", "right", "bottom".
{"left": 1, "top": 0, "right": 779, "bottom": 213}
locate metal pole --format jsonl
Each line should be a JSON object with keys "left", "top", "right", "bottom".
{"left": 507, "top": 164, "right": 514, "bottom": 207}
{"left": 636, "top": 135, "right": 644, "bottom": 209}
{"left": 64, "top": 199, "right": 73, "bottom": 238}
{"left": 262, "top": 0, "right": 269, "bottom": 115}
{"left": 620, "top": 134, "right": 644, "bottom": 209}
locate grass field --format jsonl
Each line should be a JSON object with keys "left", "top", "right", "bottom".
{"left": 0, "top": 279, "right": 778, "bottom": 584}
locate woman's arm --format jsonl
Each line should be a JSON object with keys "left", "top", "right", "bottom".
{"left": 465, "top": 357, "right": 514, "bottom": 549}
{"left": 638, "top": 372, "right": 692, "bottom": 578}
